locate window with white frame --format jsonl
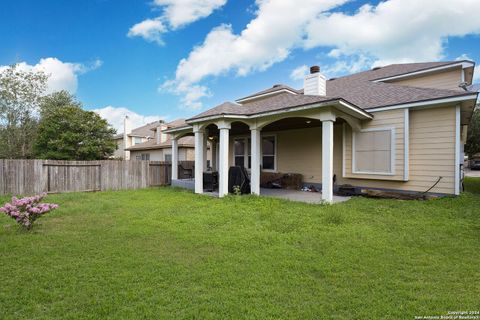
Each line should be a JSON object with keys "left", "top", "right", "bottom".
{"left": 164, "top": 154, "right": 172, "bottom": 162}
{"left": 353, "top": 128, "right": 394, "bottom": 174}
{"left": 234, "top": 138, "right": 251, "bottom": 169}
{"left": 262, "top": 136, "right": 276, "bottom": 171}
{"left": 140, "top": 153, "right": 150, "bottom": 161}
{"left": 233, "top": 136, "right": 276, "bottom": 171}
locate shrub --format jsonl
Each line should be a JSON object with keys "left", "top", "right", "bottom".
{"left": 0, "top": 193, "right": 58, "bottom": 230}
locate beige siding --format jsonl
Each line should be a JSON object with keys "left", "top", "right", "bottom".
{"left": 113, "top": 138, "right": 124, "bottom": 158}
{"left": 343, "top": 109, "right": 405, "bottom": 181}
{"left": 387, "top": 68, "right": 462, "bottom": 91}
{"left": 131, "top": 149, "right": 164, "bottom": 161}
{"left": 130, "top": 147, "right": 195, "bottom": 161}
{"left": 339, "top": 105, "right": 456, "bottom": 194}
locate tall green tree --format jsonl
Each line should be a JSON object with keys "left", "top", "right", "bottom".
{"left": 34, "top": 92, "right": 117, "bottom": 160}
{"left": 0, "top": 64, "right": 47, "bottom": 158}
{"left": 465, "top": 105, "right": 480, "bottom": 157}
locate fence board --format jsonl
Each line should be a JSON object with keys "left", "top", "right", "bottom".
{"left": 0, "top": 159, "right": 194, "bottom": 196}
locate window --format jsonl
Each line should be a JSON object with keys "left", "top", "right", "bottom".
{"left": 262, "top": 136, "right": 276, "bottom": 171}
{"left": 164, "top": 154, "right": 172, "bottom": 162}
{"left": 353, "top": 128, "right": 394, "bottom": 174}
{"left": 133, "top": 137, "right": 143, "bottom": 145}
{"left": 233, "top": 138, "right": 252, "bottom": 169}
{"left": 234, "top": 139, "right": 245, "bottom": 167}
{"left": 140, "top": 153, "right": 150, "bottom": 160}
{"left": 233, "top": 136, "right": 276, "bottom": 171}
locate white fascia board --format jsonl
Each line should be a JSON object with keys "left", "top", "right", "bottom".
{"left": 337, "top": 100, "right": 373, "bottom": 119}
{"left": 372, "top": 61, "right": 475, "bottom": 83}
{"left": 235, "top": 89, "right": 298, "bottom": 103}
{"left": 163, "top": 126, "right": 193, "bottom": 134}
{"left": 365, "top": 94, "right": 478, "bottom": 113}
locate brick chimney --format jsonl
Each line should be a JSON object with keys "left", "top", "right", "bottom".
{"left": 304, "top": 65, "right": 326, "bottom": 96}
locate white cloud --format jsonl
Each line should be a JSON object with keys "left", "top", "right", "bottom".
{"left": 92, "top": 106, "right": 165, "bottom": 132}
{"left": 127, "top": 18, "right": 166, "bottom": 45}
{"left": 304, "top": 0, "right": 480, "bottom": 67}
{"left": 322, "top": 54, "right": 373, "bottom": 78}
{"left": 0, "top": 57, "right": 102, "bottom": 94}
{"left": 128, "top": 0, "right": 226, "bottom": 44}
{"left": 164, "top": 0, "right": 348, "bottom": 108}
{"left": 165, "top": 0, "right": 480, "bottom": 108}
{"left": 154, "top": 0, "right": 227, "bottom": 29}
{"left": 161, "top": 80, "right": 211, "bottom": 110}
{"left": 290, "top": 65, "right": 308, "bottom": 81}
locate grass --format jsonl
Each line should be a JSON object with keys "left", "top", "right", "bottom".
{"left": 1, "top": 180, "right": 480, "bottom": 319}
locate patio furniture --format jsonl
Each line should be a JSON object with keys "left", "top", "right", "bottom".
{"left": 228, "top": 166, "right": 251, "bottom": 194}
{"left": 179, "top": 163, "right": 194, "bottom": 179}
{"left": 203, "top": 171, "right": 218, "bottom": 192}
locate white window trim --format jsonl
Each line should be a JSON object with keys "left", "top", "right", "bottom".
{"left": 261, "top": 134, "right": 277, "bottom": 172}
{"left": 233, "top": 137, "right": 250, "bottom": 169}
{"left": 352, "top": 127, "right": 396, "bottom": 176}
{"left": 231, "top": 134, "right": 277, "bottom": 172}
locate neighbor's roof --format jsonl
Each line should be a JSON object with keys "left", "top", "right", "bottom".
{"left": 114, "top": 120, "right": 163, "bottom": 139}
{"left": 188, "top": 61, "right": 477, "bottom": 122}
{"left": 126, "top": 135, "right": 194, "bottom": 151}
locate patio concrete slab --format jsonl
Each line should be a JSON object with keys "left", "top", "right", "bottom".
{"left": 260, "top": 188, "right": 350, "bottom": 204}
{"left": 171, "top": 179, "right": 351, "bottom": 204}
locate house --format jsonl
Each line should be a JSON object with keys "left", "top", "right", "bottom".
{"left": 113, "top": 117, "right": 159, "bottom": 160}
{"left": 165, "top": 60, "right": 478, "bottom": 202}
{"left": 113, "top": 117, "right": 196, "bottom": 162}
{"left": 125, "top": 119, "right": 196, "bottom": 162}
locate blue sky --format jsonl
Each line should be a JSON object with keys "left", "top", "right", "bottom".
{"left": 1, "top": 0, "right": 479, "bottom": 131}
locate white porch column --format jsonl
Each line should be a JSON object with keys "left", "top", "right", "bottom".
{"left": 171, "top": 137, "right": 179, "bottom": 180}
{"left": 322, "top": 120, "right": 334, "bottom": 202}
{"left": 194, "top": 127, "right": 205, "bottom": 194}
{"left": 250, "top": 125, "right": 261, "bottom": 195}
{"left": 218, "top": 121, "right": 231, "bottom": 197}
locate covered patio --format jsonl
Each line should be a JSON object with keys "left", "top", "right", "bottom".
{"left": 166, "top": 100, "right": 372, "bottom": 203}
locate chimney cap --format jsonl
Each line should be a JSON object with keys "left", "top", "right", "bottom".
{"left": 310, "top": 66, "right": 320, "bottom": 74}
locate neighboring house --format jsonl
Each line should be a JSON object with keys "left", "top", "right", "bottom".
{"left": 125, "top": 119, "right": 196, "bottom": 161}
{"left": 165, "top": 60, "right": 478, "bottom": 202}
{"left": 113, "top": 117, "right": 160, "bottom": 159}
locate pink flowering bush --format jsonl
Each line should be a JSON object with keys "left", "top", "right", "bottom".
{"left": 0, "top": 193, "right": 58, "bottom": 230}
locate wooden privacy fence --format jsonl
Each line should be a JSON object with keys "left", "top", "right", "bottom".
{"left": 0, "top": 159, "right": 195, "bottom": 195}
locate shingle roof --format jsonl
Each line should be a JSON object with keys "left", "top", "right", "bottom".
{"left": 114, "top": 120, "right": 163, "bottom": 139}
{"left": 188, "top": 61, "right": 477, "bottom": 121}
{"left": 126, "top": 135, "right": 194, "bottom": 151}
{"left": 236, "top": 84, "right": 301, "bottom": 102}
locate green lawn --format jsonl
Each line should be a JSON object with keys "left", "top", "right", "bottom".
{"left": 1, "top": 179, "right": 480, "bottom": 319}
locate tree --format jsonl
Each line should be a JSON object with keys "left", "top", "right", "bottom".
{"left": 34, "top": 92, "right": 117, "bottom": 160}
{"left": 465, "top": 105, "right": 480, "bottom": 157}
{"left": 0, "top": 64, "right": 47, "bottom": 158}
